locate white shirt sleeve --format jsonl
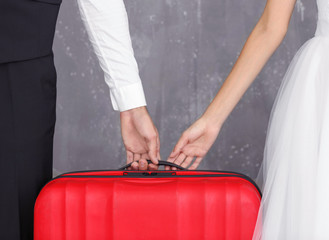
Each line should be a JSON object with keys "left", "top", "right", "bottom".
{"left": 76, "top": 0, "right": 147, "bottom": 112}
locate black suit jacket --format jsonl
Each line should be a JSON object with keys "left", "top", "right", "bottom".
{"left": 0, "top": 0, "right": 61, "bottom": 64}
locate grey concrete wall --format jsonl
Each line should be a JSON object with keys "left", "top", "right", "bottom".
{"left": 53, "top": 0, "right": 317, "bottom": 180}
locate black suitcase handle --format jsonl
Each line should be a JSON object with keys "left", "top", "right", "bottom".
{"left": 118, "top": 160, "right": 187, "bottom": 170}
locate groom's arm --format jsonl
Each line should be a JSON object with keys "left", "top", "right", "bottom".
{"left": 76, "top": 0, "right": 160, "bottom": 169}
{"left": 76, "top": 0, "right": 145, "bottom": 111}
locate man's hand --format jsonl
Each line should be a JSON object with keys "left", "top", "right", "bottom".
{"left": 120, "top": 106, "right": 160, "bottom": 170}
{"left": 167, "top": 117, "right": 221, "bottom": 170}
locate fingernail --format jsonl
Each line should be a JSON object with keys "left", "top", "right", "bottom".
{"left": 141, "top": 162, "right": 145, "bottom": 168}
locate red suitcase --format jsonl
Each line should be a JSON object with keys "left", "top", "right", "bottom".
{"left": 34, "top": 160, "right": 262, "bottom": 240}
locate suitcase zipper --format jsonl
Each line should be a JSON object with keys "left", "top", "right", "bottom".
{"left": 50, "top": 173, "right": 262, "bottom": 197}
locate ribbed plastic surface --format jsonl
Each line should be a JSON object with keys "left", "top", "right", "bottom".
{"left": 34, "top": 171, "right": 261, "bottom": 240}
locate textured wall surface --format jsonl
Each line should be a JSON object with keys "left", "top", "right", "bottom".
{"left": 53, "top": 0, "right": 317, "bottom": 180}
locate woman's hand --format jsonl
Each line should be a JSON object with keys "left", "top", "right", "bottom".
{"left": 166, "top": 0, "right": 296, "bottom": 171}
{"left": 167, "top": 117, "right": 221, "bottom": 170}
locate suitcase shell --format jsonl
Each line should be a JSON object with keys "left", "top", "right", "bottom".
{"left": 34, "top": 161, "right": 262, "bottom": 240}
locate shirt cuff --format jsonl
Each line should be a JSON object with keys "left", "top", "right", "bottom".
{"left": 109, "top": 81, "right": 147, "bottom": 112}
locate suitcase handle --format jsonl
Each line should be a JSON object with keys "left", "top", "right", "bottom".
{"left": 118, "top": 160, "right": 187, "bottom": 170}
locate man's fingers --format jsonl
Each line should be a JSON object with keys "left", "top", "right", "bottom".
{"left": 133, "top": 153, "right": 141, "bottom": 161}
{"left": 131, "top": 161, "right": 139, "bottom": 170}
{"left": 146, "top": 136, "right": 159, "bottom": 165}
{"left": 141, "top": 153, "right": 149, "bottom": 159}
{"left": 156, "top": 152, "right": 162, "bottom": 170}
{"left": 131, "top": 153, "right": 141, "bottom": 170}
{"left": 156, "top": 128, "right": 161, "bottom": 157}
{"left": 139, "top": 158, "right": 148, "bottom": 171}
{"left": 148, "top": 163, "right": 159, "bottom": 170}
{"left": 126, "top": 151, "right": 134, "bottom": 170}
{"left": 140, "top": 153, "right": 158, "bottom": 170}
{"left": 127, "top": 151, "right": 133, "bottom": 163}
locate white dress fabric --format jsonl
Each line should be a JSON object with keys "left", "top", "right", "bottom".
{"left": 252, "top": 0, "right": 329, "bottom": 239}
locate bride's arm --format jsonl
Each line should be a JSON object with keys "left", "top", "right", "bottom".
{"left": 168, "top": 0, "right": 298, "bottom": 170}
{"left": 203, "top": 0, "right": 297, "bottom": 127}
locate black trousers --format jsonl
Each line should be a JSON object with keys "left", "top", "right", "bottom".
{"left": 0, "top": 54, "right": 56, "bottom": 240}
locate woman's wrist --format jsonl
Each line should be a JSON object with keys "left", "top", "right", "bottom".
{"left": 201, "top": 104, "right": 226, "bottom": 131}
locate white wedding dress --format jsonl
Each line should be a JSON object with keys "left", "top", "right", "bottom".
{"left": 252, "top": 0, "right": 329, "bottom": 239}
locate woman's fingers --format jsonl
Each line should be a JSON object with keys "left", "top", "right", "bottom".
{"left": 169, "top": 132, "right": 189, "bottom": 159}
{"left": 181, "top": 156, "right": 194, "bottom": 169}
{"left": 188, "top": 157, "right": 203, "bottom": 170}
{"left": 167, "top": 132, "right": 190, "bottom": 170}
{"left": 181, "top": 145, "right": 198, "bottom": 156}
{"left": 172, "top": 153, "right": 186, "bottom": 170}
